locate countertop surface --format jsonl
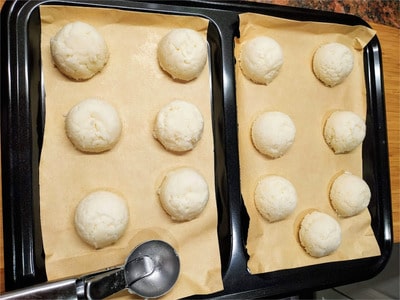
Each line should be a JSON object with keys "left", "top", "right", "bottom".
{"left": 0, "top": 0, "right": 399, "bottom": 294}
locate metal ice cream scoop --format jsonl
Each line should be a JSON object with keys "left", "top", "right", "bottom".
{"left": 1, "top": 240, "right": 180, "bottom": 299}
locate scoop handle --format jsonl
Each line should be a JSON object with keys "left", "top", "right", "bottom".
{"left": 0, "top": 279, "right": 79, "bottom": 299}
{"left": 84, "top": 267, "right": 126, "bottom": 300}
{"left": 85, "top": 256, "right": 155, "bottom": 299}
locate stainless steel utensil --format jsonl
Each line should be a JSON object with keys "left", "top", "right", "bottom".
{"left": 0, "top": 240, "right": 180, "bottom": 299}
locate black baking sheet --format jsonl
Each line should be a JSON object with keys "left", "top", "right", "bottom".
{"left": 1, "top": 0, "right": 392, "bottom": 298}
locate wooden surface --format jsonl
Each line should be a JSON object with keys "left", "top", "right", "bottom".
{"left": 0, "top": 0, "right": 398, "bottom": 293}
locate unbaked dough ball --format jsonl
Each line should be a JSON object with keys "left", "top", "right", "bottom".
{"left": 254, "top": 175, "right": 297, "bottom": 222}
{"left": 65, "top": 98, "right": 122, "bottom": 153}
{"left": 50, "top": 21, "right": 109, "bottom": 80}
{"left": 312, "top": 42, "right": 354, "bottom": 87}
{"left": 153, "top": 100, "right": 204, "bottom": 152}
{"left": 299, "top": 211, "right": 341, "bottom": 258}
{"left": 239, "top": 36, "right": 283, "bottom": 85}
{"left": 157, "top": 28, "right": 207, "bottom": 81}
{"left": 74, "top": 190, "right": 129, "bottom": 249}
{"left": 323, "top": 110, "right": 366, "bottom": 154}
{"left": 330, "top": 172, "right": 371, "bottom": 217}
{"left": 251, "top": 111, "right": 296, "bottom": 158}
{"left": 158, "top": 167, "right": 209, "bottom": 221}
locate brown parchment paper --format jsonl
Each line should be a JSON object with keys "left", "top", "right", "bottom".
{"left": 39, "top": 6, "right": 223, "bottom": 299}
{"left": 235, "top": 13, "right": 381, "bottom": 274}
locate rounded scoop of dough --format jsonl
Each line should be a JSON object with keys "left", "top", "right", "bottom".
{"left": 330, "top": 172, "right": 371, "bottom": 217}
{"left": 254, "top": 175, "right": 297, "bottom": 222}
{"left": 239, "top": 36, "right": 283, "bottom": 85}
{"left": 312, "top": 42, "right": 354, "bottom": 87}
{"left": 50, "top": 21, "right": 109, "bottom": 80}
{"left": 65, "top": 98, "right": 122, "bottom": 153}
{"left": 74, "top": 190, "right": 129, "bottom": 249}
{"left": 299, "top": 211, "right": 341, "bottom": 258}
{"left": 153, "top": 100, "right": 204, "bottom": 152}
{"left": 158, "top": 167, "right": 209, "bottom": 221}
{"left": 157, "top": 28, "right": 207, "bottom": 81}
{"left": 251, "top": 111, "right": 296, "bottom": 158}
{"left": 323, "top": 110, "right": 366, "bottom": 154}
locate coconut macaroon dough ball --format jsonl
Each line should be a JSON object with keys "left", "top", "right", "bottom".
{"left": 153, "top": 100, "right": 204, "bottom": 152}
{"left": 323, "top": 110, "right": 366, "bottom": 154}
{"left": 50, "top": 21, "right": 109, "bottom": 80}
{"left": 157, "top": 28, "right": 207, "bottom": 81}
{"left": 158, "top": 167, "right": 209, "bottom": 222}
{"left": 330, "top": 172, "right": 371, "bottom": 217}
{"left": 65, "top": 98, "right": 122, "bottom": 153}
{"left": 312, "top": 42, "right": 354, "bottom": 87}
{"left": 74, "top": 191, "right": 129, "bottom": 249}
{"left": 254, "top": 175, "right": 297, "bottom": 222}
{"left": 251, "top": 111, "right": 296, "bottom": 158}
{"left": 239, "top": 36, "right": 284, "bottom": 85}
{"left": 299, "top": 211, "right": 341, "bottom": 258}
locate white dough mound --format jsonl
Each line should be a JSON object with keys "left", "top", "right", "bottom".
{"left": 251, "top": 111, "right": 296, "bottom": 158}
{"left": 254, "top": 175, "right": 297, "bottom": 222}
{"left": 65, "top": 98, "right": 122, "bottom": 153}
{"left": 312, "top": 42, "right": 354, "bottom": 87}
{"left": 50, "top": 21, "right": 109, "bottom": 80}
{"left": 299, "top": 211, "right": 341, "bottom": 258}
{"left": 157, "top": 28, "right": 207, "bottom": 81}
{"left": 330, "top": 172, "right": 371, "bottom": 217}
{"left": 74, "top": 190, "right": 129, "bottom": 249}
{"left": 153, "top": 100, "right": 204, "bottom": 152}
{"left": 323, "top": 110, "right": 366, "bottom": 154}
{"left": 158, "top": 167, "right": 209, "bottom": 222}
{"left": 240, "top": 36, "right": 283, "bottom": 85}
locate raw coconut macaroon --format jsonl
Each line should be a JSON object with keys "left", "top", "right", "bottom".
{"left": 158, "top": 167, "right": 209, "bottom": 222}
{"left": 323, "top": 110, "right": 366, "bottom": 154}
{"left": 74, "top": 190, "right": 129, "bottom": 249}
{"left": 312, "top": 42, "right": 354, "bottom": 87}
{"left": 330, "top": 172, "right": 371, "bottom": 217}
{"left": 65, "top": 98, "right": 122, "bottom": 153}
{"left": 153, "top": 100, "right": 204, "bottom": 152}
{"left": 50, "top": 21, "right": 109, "bottom": 80}
{"left": 254, "top": 175, "right": 297, "bottom": 222}
{"left": 299, "top": 211, "right": 341, "bottom": 258}
{"left": 251, "top": 111, "right": 296, "bottom": 158}
{"left": 157, "top": 28, "right": 207, "bottom": 81}
{"left": 239, "top": 36, "right": 284, "bottom": 85}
